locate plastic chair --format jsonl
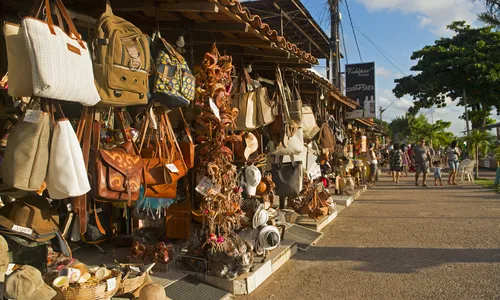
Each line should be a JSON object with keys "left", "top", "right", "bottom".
{"left": 458, "top": 159, "right": 471, "bottom": 182}
{"left": 462, "top": 160, "right": 476, "bottom": 183}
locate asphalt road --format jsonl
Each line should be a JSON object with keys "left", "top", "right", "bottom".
{"left": 240, "top": 173, "right": 500, "bottom": 300}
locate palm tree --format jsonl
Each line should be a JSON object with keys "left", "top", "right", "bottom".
{"left": 463, "top": 130, "right": 495, "bottom": 178}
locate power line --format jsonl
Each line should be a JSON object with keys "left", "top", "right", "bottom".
{"left": 338, "top": 4, "right": 440, "bottom": 96}
{"left": 343, "top": 0, "right": 362, "bottom": 62}
{"left": 340, "top": 19, "right": 348, "bottom": 64}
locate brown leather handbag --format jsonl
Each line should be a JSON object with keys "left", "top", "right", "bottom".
{"left": 92, "top": 111, "right": 144, "bottom": 206}
{"left": 138, "top": 106, "right": 187, "bottom": 198}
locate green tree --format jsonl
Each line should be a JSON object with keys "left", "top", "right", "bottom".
{"left": 475, "top": 0, "right": 500, "bottom": 26}
{"left": 373, "top": 118, "right": 389, "bottom": 134}
{"left": 388, "top": 115, "right": 411, "bottom": 142}
{"left": 393, "top": 21, "right": 500, "bottom": 129}
{"left": 390, "top": 114, "right": 455, "bottom": 149}
{"left": 462, "top": 130, "right": 495, "bottom": 178}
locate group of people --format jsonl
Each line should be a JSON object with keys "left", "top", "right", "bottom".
{"left": 367, "top": 140, "right": 463, "bottom": 188}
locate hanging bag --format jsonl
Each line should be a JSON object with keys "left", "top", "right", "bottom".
{"left": 153, "top": 36, "right": 195, "bottom": 108}
{"left": 317, "top": 122, "right": 336, "bottom": 152}
{"left": 177, "top": 108, "right": 195, "bottom": 169}
{"left": 93, "top": 0, "right": 151, "bottom": 106}
{"left": 22, "top": 0, "right": 100, "bottom": 105}
{"left": 271, "top": 156, "right": 303, "bottom": 197}
{"left": 92, "top": 109, "right": 144, "bottom": 206}
{"left": 301, "top": 104, "right": 320, "bottom": 139}
{"left": 287, "top": 86, "right": 303, "bottom": 123}
{"left": 3, "top": 21, "right": 32, "bottom": 97}
{"left": 46, "top": 102, "right": 91, "bottom": 199}
{"left": 1, "top": 103, "right": 50, "bottom": 191}
{"left": 270, "top": 67, "right": 303, "bottom": 156}
{"left": 231, "top": 68, "right": 258, "bottom": 130}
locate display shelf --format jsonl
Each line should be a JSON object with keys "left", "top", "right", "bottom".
{"left": 196, "top": 240, "right": 297, "bottom": 295}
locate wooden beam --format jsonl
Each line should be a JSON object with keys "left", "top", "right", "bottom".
{"left": 191, "top": 22, "right": 249, "bottom": 33}
{"left": 274, "top": 3, "right": 329, "bottom": 58}
{"left": 114, "top": 1, "right": 219, "bottom": 13}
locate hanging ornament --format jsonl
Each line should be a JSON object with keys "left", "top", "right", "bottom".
{"left": 176, "top": 34, "right": 185, "bottom": 48}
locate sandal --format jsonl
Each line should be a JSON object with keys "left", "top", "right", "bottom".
{"left": 415, "top": 182, "right": 419, "bottom": 186}
{"left": 422, "top": 184, "right": 428, "bottom": 187}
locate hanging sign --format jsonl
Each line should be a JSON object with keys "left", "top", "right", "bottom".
{"left": 345, "top": 110, "right": 364, "bottom": 119}
{"left": 361, "top": 136, "right": 367, "bottom": 153}
{"left": 345, "top": 62, "right": 376, "bottom": 118}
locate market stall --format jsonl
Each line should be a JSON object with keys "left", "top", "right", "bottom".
{"left": 0, "top": 0, "right": 367, "bottom": 298}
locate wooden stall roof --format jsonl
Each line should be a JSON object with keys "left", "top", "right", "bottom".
{"left": 243, "top": 0, "right": 330, "bottom": 59}
{"left": 289, "top": 68, "right": 359, "bottom": 109}
{"left": 0, "top": 0, "right": 318, "bottom": 67}
{"left": 355, "top": 118, "right": 375, "bottom": 128}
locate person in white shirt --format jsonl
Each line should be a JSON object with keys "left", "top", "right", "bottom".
{"left": 367, "top": 143, "right": 378, "bottom": 187}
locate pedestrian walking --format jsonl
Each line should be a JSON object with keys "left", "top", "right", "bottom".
{"left": 446, "top": 140, "right": 461, "bottom": 185}
{"left": 413, "top": 139, "right": 432, "bottom": 187}
{"left": 389, "top": 143, "right": 403, "bottom": 183}
{"left": 401, "top": 144, "right": 410, "bottom": 177}
{"left": 367, "top": 143, "right": 378, "bottom": 187}
{"left": 433, "top": 161, "right": 444, "bottom": 186}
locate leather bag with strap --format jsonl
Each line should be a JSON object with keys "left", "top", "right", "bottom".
{"left": 138, "top": 105, "right": 187, "bottom": 199}
{"left": 93, "top": 0, "right": 150, "bottom": 106}
{"left": 271, "top": 156, "right": 303, "bottom": 197}
{"left": 153, "top": 36, "right": 195, "bottom": 108}
{"left": 92, "top": 109, "right": 144, "bottom": 206}
{"left": 317, "top": 122, "right": 336, "bottom": 152}
{"left": 269, "top": 67, "right": 303, "bottom": 156}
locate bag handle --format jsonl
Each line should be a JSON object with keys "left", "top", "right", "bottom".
{"left": 37, "top": 0, "right": 86, "bottom": 49}
{"left": 178, "top": 108, "right": 193, "bottom": 145}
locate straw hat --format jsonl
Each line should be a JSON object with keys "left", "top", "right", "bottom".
{"left": 139, "top": 283, "right": 168, "bottom": 300}
{"left": 258, "top": 225, "right": 280, "bottom": 251}
{"left": 252, "top": 204, "right": 268, "bottom": 229}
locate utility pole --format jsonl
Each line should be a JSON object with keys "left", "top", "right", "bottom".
{"left": 329, "top": 0, "right": 340, "bottom": 88}
{"left": 463, "top": 89, "right": 470, "bottom": 135}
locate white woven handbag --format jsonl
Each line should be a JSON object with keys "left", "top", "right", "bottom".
{"left": 46, "top": 118, "right": 90, "bottom": 199}
{"left": 22, "top": 0, "right": 100, "bottom": 106}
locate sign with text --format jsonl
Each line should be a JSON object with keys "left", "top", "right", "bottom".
{"left": 346, "top": 62, "right": 376, "bottom": 118}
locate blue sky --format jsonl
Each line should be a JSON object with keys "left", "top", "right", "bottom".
{"left": 303, "top": 0, "right": 500, "bottom": 135}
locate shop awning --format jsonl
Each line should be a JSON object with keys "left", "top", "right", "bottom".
{"left": 1, "top": 0, "right": 318, "bottom": 68}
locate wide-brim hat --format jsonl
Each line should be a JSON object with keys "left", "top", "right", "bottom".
{"left": 252, "top": 204, "right": 268, "bottom": 229}
{"left": 0, "top": 195, "right": 59, "bottom": 242}
{"left": 139, "top": 283, "right": 168, "bottom": 300}
{"left": 244, "top": 132, "right": 259, "bottom": 161}
{"left": 258, "top": 225, "right": 280, "bottom": 251}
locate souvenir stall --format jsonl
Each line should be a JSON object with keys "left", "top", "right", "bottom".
{"left": 0, "top": 0, "right": 334, "bottom": 298}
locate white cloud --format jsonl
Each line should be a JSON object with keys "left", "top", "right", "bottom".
{"left": 376, "top": 88, "right": 469, "bottom": 135}
{"left": 376, "top": 66, "right": 392, "bottom": 78}
{"left": 356, "top": 0, "right": 484, "bottom": 35}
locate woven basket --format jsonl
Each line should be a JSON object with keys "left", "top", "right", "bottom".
{"left": 116, "top": 272, "right": 152, "bottom": 296}
{"left": 51, "top": 270, "right": 122, "bottom": 300}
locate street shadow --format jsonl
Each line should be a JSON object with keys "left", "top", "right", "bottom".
{"left": 293, "top": 246, "right": 500, "bottom": 274}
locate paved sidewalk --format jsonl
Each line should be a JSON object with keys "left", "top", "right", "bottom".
{"left": 240, "top": 174, "right": 500, "bottom": 300}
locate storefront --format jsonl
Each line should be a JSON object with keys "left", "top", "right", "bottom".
{"left": 0, "top": 0, "right": 369, "bottom": 298}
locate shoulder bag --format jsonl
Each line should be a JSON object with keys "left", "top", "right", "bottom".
{"left": 301, "top": 104, "right": 320, "bottom": 140}
{"left": 271, "top": 156, "right": 303, "bottom": 197}
{"left": 92, "top": 110, "right": 144, "bottom": 206}
{"left": 46, "top": 102, "right": 90, "bottom": 199}
{"left": 231, "top": 68, "right": 258, "bottom": 131}
{"left": 3, "top": 21, "right": 32, "bottom": 97}
{"left": 270, "top": 68, "right": 303, "bottom": 156}
{"left": 317, "top": 122, "right": 336, "bottom": 152}
{"left": 153, "top": 36, "right": 195, "bottom": 108}
{"left": 22, "top": 0, "right": 100, "bottom": 105}
{"left": 1, "top": 106, "right": 50, "bottom": 191}
{"left": 177, "top": 108, "right": 195, "bottom": 169}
